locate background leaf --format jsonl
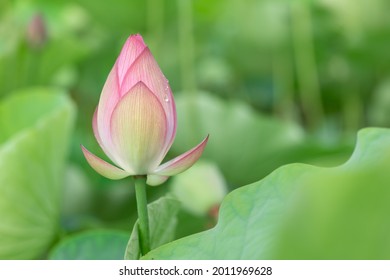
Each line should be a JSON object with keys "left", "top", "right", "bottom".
{"left": 170, "top": 160, "right": 227, "bottom": 216}
{"left": 171, "top": 92, "right": 352, "bottom": 187}
{"left": 144, "top": 128, "right": 390, "bottom": 259}
{"left": 125, "top": 196, "right": 180, "bottom": 260}
{"left": 0, "top": 88, "right": 75, "bottom": 259}
{"left": 49, "top": 230, "right": 129, "bottom": 260}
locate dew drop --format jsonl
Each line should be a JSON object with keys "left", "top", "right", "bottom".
{"left": 164, "top": 94, "right": 169, "bottom": 102}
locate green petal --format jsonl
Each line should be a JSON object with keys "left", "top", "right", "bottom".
{"left": 110, "top": 82, "right": 167, "bottom": 174}
{"left": 146, "top": 174, "right": 169, "bottom": 186}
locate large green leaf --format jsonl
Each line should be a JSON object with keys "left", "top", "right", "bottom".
{"left": 144, "top": 128, "right": 390, "bottom": 259}
{"left": 49, "top": 230, "right": 129, "bottom": 260}
{"left": 125, "top": 196, "right": 180, "bottom": 260}
{"left": 171, "top": 93, "right": 351, "bottom": 186}
{"left": 0, "top": 88, "right": 75, "bottom": 259}
{"left": 273, "top": 128, "right": 390, "bottom": 259}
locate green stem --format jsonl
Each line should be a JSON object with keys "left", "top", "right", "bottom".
{"left": 177, "top": 0, "right": 196, "bottom": 94}
{"left": 147, "top": 0, "right": 164, "bottom": 56}
{"left": 177, "top": 0, "right": 200, "bottom": 145}
{"left": 343, "top": 85, "right": 362, "bottom": 134}
{"left": 272, "top": 45, "right": 296, "bottom": 121}
{"left": 291, "top": 1, "right": 324, "bottom": 130}
{"left": 134, "top": 176, "right": 150, "bottom": 255}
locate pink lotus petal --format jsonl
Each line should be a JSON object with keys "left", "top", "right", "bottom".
{"left": 146, "top": 174, "right": 169, "bottom": 186}
{"left": 153, "top": 135, "right": 209, "bottom": 176}
{"left": 92, "top": 107, "right": 102, "bottom": 145}
{"left": 110, "top": 82, "right": 168, "bottom": 174}
{"left": 119, "top": 48, "right": 177, "bottom": 159}
{"left": 96, "top": 35, "right": 147, "bottom": 157}
{"left": 81, "top": 145, "right": 130, "bottom": 180}
{"left": 97, "top": 67, "right": 120, "bottom": 151}
{"left": 116, "top": 34, "right": 147, "bottom": 84}
{"left": 92, "top": 107, "right": 117, "bottom": 163}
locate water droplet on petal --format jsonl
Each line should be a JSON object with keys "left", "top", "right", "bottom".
{"left": 164, "top": 94, "right": 169, "bottom": 102}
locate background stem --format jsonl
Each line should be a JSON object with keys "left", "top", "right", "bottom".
{"left": 177, "top": 0, "right": 201, "bottom": 146}
{"left": 177, "top": 0, "right": 196, "bottom": 94}
{"left": 272, "top": 45, "right": 297, "bottom": 122}
{"left": 147, "top": 0, "right": 164, "bottom": 56}
{"left": 134, "top": 176, "right": 150, "bottom": 255}
{"left": 291, "top": 1, "right": 324, "bottom": 130}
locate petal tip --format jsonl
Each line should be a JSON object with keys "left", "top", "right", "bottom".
{"left": 116, "top": 34, "right": 149, "bottom": 86}
{"left": 81, "top": 145, "right": 130, "bottom": 180}
{"left": 122, "top": 34, "right": 147, "bottom": 54}
{"left": 128, "top": 34, "right": 146, "bottom": 45}
{"left": 153, "top": 135, "right": 209, "bottom": 176}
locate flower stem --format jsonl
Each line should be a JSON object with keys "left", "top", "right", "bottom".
{"left": 134, "top": 176, "right": 150, "bottom": 255}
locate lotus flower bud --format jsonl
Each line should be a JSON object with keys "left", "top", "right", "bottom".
{"left": 26, "top": 13, "right": 47, "bottom": 49}
{"left": 82, "top": 34, "right": 208, "bottom": 186}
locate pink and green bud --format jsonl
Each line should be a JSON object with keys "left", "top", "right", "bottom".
{"left": 81, "top": 34, "right": 208, "bottom": 186}
{"left": 26, "top": 13, "right": 47, "bottom": 49}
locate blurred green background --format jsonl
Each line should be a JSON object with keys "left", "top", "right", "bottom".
{"left": 1, "top": 0, "right": 390, "bottom": 259}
